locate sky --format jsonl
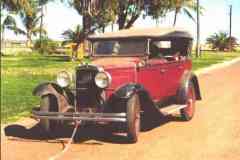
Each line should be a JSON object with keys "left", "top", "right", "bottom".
{"left": 4, "top": 0, "right": 240, "bottom": 43}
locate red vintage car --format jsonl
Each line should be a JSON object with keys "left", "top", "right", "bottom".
{"left": 32, "top": 27, "right": 201, "bottom": 143}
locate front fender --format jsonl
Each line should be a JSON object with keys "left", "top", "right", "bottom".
{"left": 108, "top": 83, "right": 161, "bottom": 118}
{"left": 33, "top": 82, "right": 63, "bottom": 97}
{"left": 33, "top": 82, "right": 74, "bottom": 112}
{"left": 113, "top": 83, "right": 140, "bottom": 99}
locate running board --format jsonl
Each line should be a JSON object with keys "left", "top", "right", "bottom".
{"left": 159, "top": 104, "right": 187, "bottom": 116}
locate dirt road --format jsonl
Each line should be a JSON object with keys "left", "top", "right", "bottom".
{"left": 2, "top": 61, "right": 240, "bottom": 160}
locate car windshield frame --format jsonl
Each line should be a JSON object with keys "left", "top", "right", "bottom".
{"left": 91, "top": 38, "right": 149, "bottom": 57}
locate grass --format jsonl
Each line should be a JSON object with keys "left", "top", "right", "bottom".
{"left": 1, "top": 51, "right": 240, "bottom": 123}
{"left": 192, "top": 51, "right": 240, "bottom": 71}
{"left": 1, "top": 53, "right": 80, "bottom": 123}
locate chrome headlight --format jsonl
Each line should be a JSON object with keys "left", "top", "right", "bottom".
{"left": 56, "top": 71, "right": 71, "bottom": 88}
{"left": 94, "top": 71, "right": 112, "bottom": 88}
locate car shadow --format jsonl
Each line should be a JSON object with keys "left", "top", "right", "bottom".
{"left": 4, "top": 123, "right": 75, "bottom": 141}
{"left": 4, "top": 115, "right": 183, "bottom": 145}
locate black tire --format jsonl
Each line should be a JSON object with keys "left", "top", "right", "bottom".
{"left": 40, "top": 94, "right": 59, "bottom": 133}
{"left": 126, "top": 94, "right": 141, "bottom": 143}
{"left": 180, "top": 82, "right": 196, "bottom": 121}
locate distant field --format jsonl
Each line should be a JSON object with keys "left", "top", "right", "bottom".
{"left": 1, "top": 51, "right": 240, "bottom": 123}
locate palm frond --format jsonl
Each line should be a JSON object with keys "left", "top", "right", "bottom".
{"left": 62, "top": 24, "right": 84, "bottom": 44}
{"left": 7, "top": 25, "right": 26, "bottom": 35}
{"left": 3, "top": 15, "right": 16, "bottom": 27}
{"left": 182, "top": 8, "right": 195, "bottom": 22}
{"left": 32, "top": 27, "right": 47, "bottom": 36}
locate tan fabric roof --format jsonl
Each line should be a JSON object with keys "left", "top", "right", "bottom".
{"left": 88, "top": 27, "right": 192, "bottom": 40}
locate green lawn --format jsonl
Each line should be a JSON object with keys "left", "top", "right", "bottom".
{"left": 1, "top": 54, "right": 79, "bottom": 123}
{"left": 1, "top": 51, "right": 240, "bottom": 123}
{"left": 192, "top": 51, "right": 240, "bottom": 70}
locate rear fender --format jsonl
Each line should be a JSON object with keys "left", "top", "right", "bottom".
{"left": 33, "top": 82, "right": 74, "bottom": 112}
{"left": 177, "top": 71, "right": 202, "bottom": 104}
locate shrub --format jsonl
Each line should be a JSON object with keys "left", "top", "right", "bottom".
{"left": 206, "top": 32, "right": 237, "bottom": 51}
{"left": 33, "top": 37, "right": 59, "bottom": 54}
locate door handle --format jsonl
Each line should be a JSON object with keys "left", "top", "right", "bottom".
{"left": 160, "top": 69, "right": 166, "bottom": 73}
{"left": 178, "top": 65, "right": 184, "bottom": 69}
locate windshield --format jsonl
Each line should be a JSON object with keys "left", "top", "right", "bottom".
{"left": 93, "top": 39, "right": 148, "bottom": 56}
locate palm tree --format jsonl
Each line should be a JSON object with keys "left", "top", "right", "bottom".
{"left": 172, "top": 0, "right": 199, "bottom": 26}
{"left": 1, "top": 13, "right": 17, "bottom": 54}
{"left": 16, "top": 1, "right": 47, "bottom": 47}
{"left": 206, "top": 32, "right": 237, "bottom": 51}
{"left": 1, "top": 14, "right": 16, "bottom": 42}
{"left": 1, "top": 0, "right": 32, "bottom": 51}
{"left": 62, "top": 24, "right": 84, "bottom": 59}
{"left": 1, "top": 0, "right": 46, "bottom": 47}
{"left": 38, "top": 0, "right": 54, "bottom": 53}
{"left": 1, "top": 0, "right": 32, "bottom": 15}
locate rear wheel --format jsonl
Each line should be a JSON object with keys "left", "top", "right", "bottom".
{"left": 180, "top": 83, "right": 196, "bottom": 121}
{"left": 40, "top": 94, "right": 59, "bottom": 133}
{"left": 126, "top": 94, "right": 141, "bottom": 143}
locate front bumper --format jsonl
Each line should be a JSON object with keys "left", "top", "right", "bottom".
{"left": 32, "top": 108, "right": 127, "bottom": 122}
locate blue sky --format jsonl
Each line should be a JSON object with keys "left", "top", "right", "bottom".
{"left": 4, "top": 0, "right": 240, "bottom": 43}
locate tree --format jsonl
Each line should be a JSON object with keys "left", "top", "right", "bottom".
{"left": 1, "top": 14, "right": 16, "bottom": 41}
{"left": 1, "top": 0, "right": 32, "bottom": 51}
{"left": 69, "top": 0, "right": 173, "bottom": 56}
{"left": 62, "top": 24, "right": 84, "bottom": 59}
{"left": 115, "top": 0, "right": 173, "bottom": 29}
{"left": 38, "top": 0, "right": 54, "bottom": 53}
{"left": 196, "top": 0, "right": 200, "bottom": 57}
{"left": 1, "top": 0, "right": 46, "bottom": 47}
{"left": 172, "top": 0, "right": 200, "bottom": 26}
{"left": 16, "top": 1, "right": 47, "bottom": 47}
{"left": 67, "top": 0, "right": 116, "bottom": 60}
{"left": 1, "top": 0, "right": 32, "bottom": 15}
{"left": 71, "top": 0, "right": 173, "bottom": 31}
{"left": 71, "top": 0, "right": 115, "bottom": 34}
{"left": 1, "top": 13, "right": 17, "bottom": 53}
{"left": 206, "top": 32, "right": 237, "bottom": 51}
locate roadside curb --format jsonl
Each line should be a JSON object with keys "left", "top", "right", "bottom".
{"left": 195, "top": 57, "right": 240, "bottom": 76}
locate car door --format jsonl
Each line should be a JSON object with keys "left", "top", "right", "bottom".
{"left": 137, "top": 59, "right": 165, "bottom": 101}
{"left": 161, "top": 58, "right": 185, "bottom": 97}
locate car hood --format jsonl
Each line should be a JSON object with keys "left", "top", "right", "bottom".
{"left": 91, "top": 57, "right": 141, "bottom": 69}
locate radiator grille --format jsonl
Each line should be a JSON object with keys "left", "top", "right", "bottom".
{"left": 75, "top": 65, "right": 100, "bottom": 108}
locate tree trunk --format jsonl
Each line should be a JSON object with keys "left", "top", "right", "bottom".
{"left": 196, "top": 0, "right": 200, "bottom": 58}
{"left": 125, "top": 14, "right": 140, "bottom": 29}
{"left": 39, "top": 5, "right": 44, "bottom": 54}
{"left": 72, "top": 13, "right": 91, "bottom": 61}
{"left": 102, "top": 26, "right": 105, "bottom": 33}
{"left": 173, "top": 9, "right": 178, "bottom": 26}
{"left": 118, "top": 14, "right": 125, "bottom": 30}
{"left": 83, "top": 14, "right": 91, "bottom": 35}
{"left": 26, "top": 31, "right": 32, "bottom": 48}
{"left": 118, "top": 2, "right": 127, "bottom": 30}
{"left": 1, "top": 29, "right": 5, "bottom": 55}
{"left": 111, "top": 23, "right": 114, "bottom": 31}
{"left": 0, "top": 4, "right": 3, "bottom": 53}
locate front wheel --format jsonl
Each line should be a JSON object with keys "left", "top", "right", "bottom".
{"left": 180, "top": 83, "right": 196, "bottom": 121}
{"left": 39, "top": 94, "right": 59, "bottom": 133}
{"left": 126, "top": 94, "right": 141, "bottom": 143}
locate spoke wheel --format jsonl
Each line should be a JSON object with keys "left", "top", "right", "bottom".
{"left": 180, "top": 83, "right": 196, "bottom": 121}
{"left": 40, "top": 94, "right": 59, "bottom": 133}
{"left": 126, "top": 94, "right": 141, "bottom": 143}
